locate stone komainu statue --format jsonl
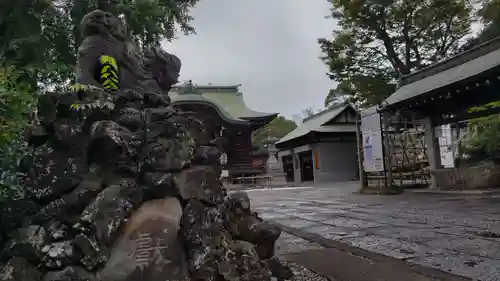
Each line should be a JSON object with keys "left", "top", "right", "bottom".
{"left": 76, "top": 9, "right": 165, "bottom": 94}
{"left": 76, "top": 10, "right": 125, "bottom": 89}
{"left": 143, "top": 46, "right": 181, "bottom": 93}
{"left": 0, "top": 9, "right": 290, "bottom": 281}
{"left": 72, "top": 10, "right": 182, "bottom": 109}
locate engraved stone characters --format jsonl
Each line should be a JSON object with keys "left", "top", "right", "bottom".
{"left": 99, "top": 198, "right": 189, "bottom": 281}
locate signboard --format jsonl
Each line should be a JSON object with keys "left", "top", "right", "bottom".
{"left": 361, "top": 106, "right": 385, "bottom": 172}
{"left": 219, "top": 153, "right": 227, "bottom": 165}
{"left": 220, "top": 170, "right": 229, "bottom": 179}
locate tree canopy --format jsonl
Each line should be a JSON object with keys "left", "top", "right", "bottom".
{"left": 460, "top": 0, "right": 500, "bottom": 50}
{"left": 319, "top": 0, "right": 475, "bottom": 107}
{"left": 252, "top": 116, "right": 297, "bottom": 147}
{"left": 292, "top": 107, "right": 322, "bottom": 124}
{"left": 0, "top": 0, "right": 200, "bottom": 201}
{"left": 0, "top": 0, "right": 200, "bottom": 87}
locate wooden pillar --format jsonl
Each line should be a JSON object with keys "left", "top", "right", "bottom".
{"left": 355, "top": 116, "right": 366, "bottom": 189}
{"left": 423, "top": 117, "right": 442, "bottom": 188}
{"left": 452, "top": 122, "right": 460, "bottom": 167}
{"left": 381, "top": 113, "right": 393, "bottom": 188}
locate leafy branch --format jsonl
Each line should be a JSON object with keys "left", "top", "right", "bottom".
{"left": 320, "top": 0, "right": 475, "bottom": 107}
{"left": 0, "top": 67, "right": 36, "bottom": 202}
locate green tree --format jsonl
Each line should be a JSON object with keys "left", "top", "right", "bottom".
{"left": 476, "top": 0, "right": 500, "bottom": 40}
{"left": 0, "top": 0, "right": 200, "bottom": 87}
{"left": 292, "top": 106, "right": 322, "bottom": 124}
{"left": 0, "top": 67, "right": 36, "bottom": 202}
{"left": 459, "top": 0, "right": 500, "bottom": 51}
{"left": 0, "top": 0, "right": 200, "bottom": 201}
{"left": 319, "top": 0, "right": 475, "bottom": 107}
{"left": 252, "top": 116, "right": 297, "bottom": 147}
{"left": 459, "top": 115, "right": 500, "bottom": 165}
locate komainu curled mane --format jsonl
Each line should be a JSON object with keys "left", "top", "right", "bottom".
{"left": 143, "top": 46, "right": 182, "bottom": 93}
{"left": 75, "top": 9, "right": 151, "bottom": 93}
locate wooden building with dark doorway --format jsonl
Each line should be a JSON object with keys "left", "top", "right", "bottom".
{"left": 169, "top": 82, "right": 277, "bottom": 180}
{"left": 276, "top": 104, "right": 359, "bottom": 184}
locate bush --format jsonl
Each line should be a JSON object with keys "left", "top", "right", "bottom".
{"left": 0, "top": 67, "right": 36, "bottom": 204}
{"left": 460, "top": 115, "right": 500, "bottom": 165}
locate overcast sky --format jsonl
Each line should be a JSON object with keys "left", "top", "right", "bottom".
{"left": 162, "top": 0, "right": 336, "bottom": 119}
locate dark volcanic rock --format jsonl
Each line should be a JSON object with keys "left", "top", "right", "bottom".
{"left": 192, "top": 145, "right": 222, "bottom": 166}
{"left": 115, "top": 107, "right": 142, "bottom": 131}
{"left": 142, "top": 136, "right": 194, "bottom": 172}
{"left": 21, "top": 147, "right": 87, "bottom": 202}
{"left": 40, "top": 241, "right": 77, "bottom": 269}
{"left": 24, "top": 123, "right": 49, "bottom": 147}
{"left": 175, "top": 166, "right": 227, "bottom": 205}
{"left": 88, "top": 120, "right": 141, "bottom": 173}
{"left": 219, "top": 240, "right": 273, "bottom": 281}
{"left": 43, "top": 266, "right": 96, "bottom": 281}
{"left": 0, "top": 257, "right": 42, "bottom": 281}
{"left": 45, "top": 222, "right": 68, "bottom": 242}
{"left": 142, "top": 172, "right": 177, "bottom": 200}
{"left": 226, "top": 191, "right": 252, "bottom": 213}
{"left": 33, "top": 176, "right": 104, "bottom": 224}
{"left": 179, "top": 199, "right": 231, "bottom": 281}
{"left": 79, "top": 179, "right": 141, "bottom": 246}
{"left": 1, "top": 225, "right": 47, "bottom": 263}
{"left": 224, "top": 192, "right": 282, "bottom": 259}
{"left": 52, "top": 118, "right": 88, "bottom": 154}
{"left": 263, "top": 258, "right": 293, "bottom": 280}
{"left": 1, "top": 9, "right": 290, "bottom": 281}
{"left": 73, "top": 234, "right": 106, "bottom": 271}
{"left": 0, "top": 199, "right": 38, "bottom": 239}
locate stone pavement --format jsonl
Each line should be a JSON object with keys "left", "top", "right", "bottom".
{"left": 247, "top": 183, "right": 500, "bottom": 281}
{"left": 274, "top": 233, "right": 330, "bottom": 281}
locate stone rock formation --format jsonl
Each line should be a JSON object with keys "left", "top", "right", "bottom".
{"left": 0, "top": 9, "right": 291, "bottom": 281}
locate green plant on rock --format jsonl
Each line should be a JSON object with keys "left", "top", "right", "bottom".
{"left": 69, "top": 83, "right": 115, "bottom": 111}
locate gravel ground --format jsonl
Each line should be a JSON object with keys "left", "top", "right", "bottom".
{"left": 274, "top": 232, "right": 323, "bottom": 256}
{"left": 274, "top": 232, "right": 333, "bottom": 281}
{"left": 283, "top": 260, "right": 331, "bottom": 281}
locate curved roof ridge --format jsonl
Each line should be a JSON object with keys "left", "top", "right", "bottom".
{"left": 302, "top": 103, "right": 349, "bottom": 123}
{"left": 169, "top": 83, "right": 278, "bottom": 125}
{"left": 276, "top": 104, "right": 356, "bottom": 146}
{"left": 171, "top": 83, "right": 242, "bottom": 91}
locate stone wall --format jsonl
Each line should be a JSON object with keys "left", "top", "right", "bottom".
{"left": 430, "top": 163, "right": 500, "bottom": 190}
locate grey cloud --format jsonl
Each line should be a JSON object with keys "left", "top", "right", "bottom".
{"left": 162, "top": 0, "right": 336, "bottom": 118}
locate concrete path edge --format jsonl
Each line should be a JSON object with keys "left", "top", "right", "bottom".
{"left": 272, "top": 222, "right": 471, "bottom": 281}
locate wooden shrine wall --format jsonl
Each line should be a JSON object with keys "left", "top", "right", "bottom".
{"left": 172, "top": 103, "right": 254, "bottom": 170}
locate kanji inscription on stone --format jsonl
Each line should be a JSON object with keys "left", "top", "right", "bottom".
{"left": 98, "top": 198, "right": 189, "bottom": 281}
{"left": 130, "top": 232, "right": 170, "bottom": 270}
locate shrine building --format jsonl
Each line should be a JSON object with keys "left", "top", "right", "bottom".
{"left": 276, "top": 104, "right": 359, "bottom": 183}
{"left": 380, "top": 36, "right": 500, "bottom": 189}
{"left": 168, "top": 83, "right": 278, "bottom": 180}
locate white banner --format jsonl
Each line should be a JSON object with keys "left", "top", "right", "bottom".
{"left": 361, "top": 106, "right": 385, "bottom": 172}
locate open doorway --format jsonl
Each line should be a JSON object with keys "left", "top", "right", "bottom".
{"left": 282, "top": 155, "right": 294, "bottom": 182}
{"left": 299, "top": 151, "right": 314, "bottom": 182}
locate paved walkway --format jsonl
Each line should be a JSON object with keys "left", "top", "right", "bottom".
{"left": 247, "top": 183, "right": 500, "bottom": 281}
